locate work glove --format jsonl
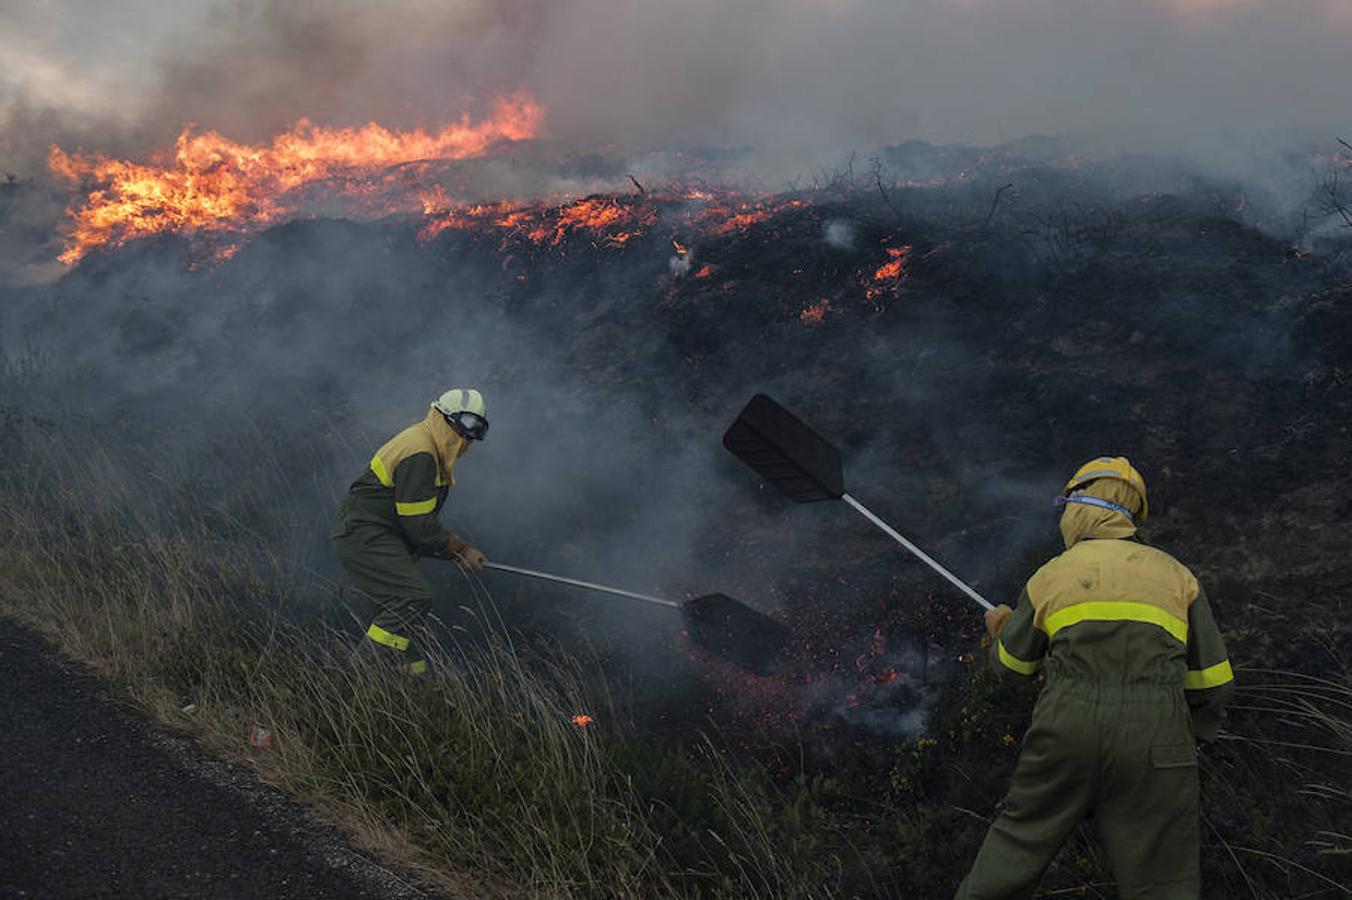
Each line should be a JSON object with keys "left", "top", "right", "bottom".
{"left": 984, "top": 604, "right": 1013, "bottom": 638}
{"left": 439, "top": 533, "right": 469, "bottom": 560}
{"left": 456, "top": 545, "right": 486, "bottom": 572}
{"left": 439, "top": 533, "right": 486, "bottom": 571}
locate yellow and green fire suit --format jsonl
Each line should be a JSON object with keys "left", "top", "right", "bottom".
{"left": 957, "top": 483, "right": 1234, "bottom": 898}
{"left": 330, "top": 407, "right": 466, "bottom": 673}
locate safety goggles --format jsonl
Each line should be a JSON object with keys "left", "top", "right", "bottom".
{"left": 448, "top": 410, "right": 489, "bottom": 441}
{"left": 1053, "top": 494, "right": 1135, "bottom": 521}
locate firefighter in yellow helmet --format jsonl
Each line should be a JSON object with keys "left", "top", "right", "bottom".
{"left": 330, "top": 389, "right": 489, "bottom": 674}
{"left": 956, "top": 457, "right": 1234, "bottom": 898}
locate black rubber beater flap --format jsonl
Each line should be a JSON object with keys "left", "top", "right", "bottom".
{"left": 683, "top": 593, "right": 789, "bottom": 675}
{"left": 722, "top": 394, "right": 845, "bottom": 502}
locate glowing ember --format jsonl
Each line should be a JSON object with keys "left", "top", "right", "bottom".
{"left": 697, "top": 199, "right": 804, "bottom": 236}
{"left": 418, "top": 194, "right": 657, "bottom": 249}
{"left": 49, "top": 93, "right": 543, "bottom": 263}
{"left": 800, "top": 298, "right": 831, "bottom": 325}
{"left": 571, "top": 714, "right": 594, "bottom": 727}
{"left": 417, "top": 189, "right": 806, "bottom": 256}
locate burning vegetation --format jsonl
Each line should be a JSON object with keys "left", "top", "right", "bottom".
{"left": 45, "top": 106, "right": 909, "bottom": 310}
{"left": 47, "top": 94, "right": 543, "bottom": 264}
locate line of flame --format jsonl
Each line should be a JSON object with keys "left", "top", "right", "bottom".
{"left": 48, "top": 93, "right": 544, "bottom": 264}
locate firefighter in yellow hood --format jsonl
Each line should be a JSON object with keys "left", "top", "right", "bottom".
{"left": 330, "top": 389, "right": 489, "bottom": 674}
{"left": 957, "top": 457, "right": 1234, "bottom": 898}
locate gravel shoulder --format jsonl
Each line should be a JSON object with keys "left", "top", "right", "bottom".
{"left": 0, "top": 618, "right": 439, "bottom": 900}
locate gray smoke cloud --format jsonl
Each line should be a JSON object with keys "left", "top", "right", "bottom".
{"left": 3, "top": 0, "right": 1350, "bottom": 175}
{"left": 2, "top": 0, "right": 1348, "bottom": 740}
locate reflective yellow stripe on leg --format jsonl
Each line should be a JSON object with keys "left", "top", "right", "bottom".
{"left": 365, "top": 624, "right": 409, "bottom": 652}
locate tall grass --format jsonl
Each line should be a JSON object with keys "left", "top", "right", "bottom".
{"left": 2, "top": 363, "right": 1349, "bottom": 897}
{"left": 0, "top": 398, "right": 856, "bottom": 898}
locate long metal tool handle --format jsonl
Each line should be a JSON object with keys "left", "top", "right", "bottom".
{"left": 484, "top": 562, "right": 680, "bottom": 610}
{"left": 841, "top": 493, "right": 995, "bottom": 611}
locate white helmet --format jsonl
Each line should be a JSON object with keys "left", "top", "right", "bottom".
{"left": 432, "top": 388, "right": 488, "bottom": 440}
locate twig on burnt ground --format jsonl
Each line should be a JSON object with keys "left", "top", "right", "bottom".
{"left": 986, "top": 183, "right": 1015, "bottom": 225}
{"left": 1310, "top": 171, "right": 1352, "bottom": 229}
{"left": 1327, "top": 174, "right": 1352, "bottom": 229}
{"left": 1303, "top": 140, "right": 1352, "bottom": 232}
{"left": 810, "top": 151, "right": 859, "bottom": 197}
{"left": 870, "top": 155, "right": 903, "bottom": 222}
{"left": 627, "top": 174, "right": 647, "bottom": 196}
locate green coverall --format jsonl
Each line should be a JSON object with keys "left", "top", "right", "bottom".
{"left": 956, "top": 489, "right": 1234, "bottom": 898}
{"left": 331, "top": 407, "right": 466, "bottom": 673}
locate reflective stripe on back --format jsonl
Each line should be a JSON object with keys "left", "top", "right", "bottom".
{"left": 1042, "top": 600, "right": 1188, "bottom": 644}
{"left": 1028, "top": 539, "right": 1198, "bottom": 639}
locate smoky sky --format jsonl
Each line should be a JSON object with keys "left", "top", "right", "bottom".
{"left": 3, "top": 0, "right": 1351, "bottom": 175}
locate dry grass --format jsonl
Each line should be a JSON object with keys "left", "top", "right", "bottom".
{"left": 3, "top": 363, "right": 1349, "bottom": 897}
{"left": 0, "top": 419, "right": 852, "bottom": 898}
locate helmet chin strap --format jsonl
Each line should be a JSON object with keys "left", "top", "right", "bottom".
{"left": 1056, "top": 494, "right": 1136, "bottom": 522}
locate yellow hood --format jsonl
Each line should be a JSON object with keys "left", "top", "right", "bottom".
{"left": 1059, "top": 477, "right": 1142, "bottom": 548}
{"left": 421, "top": 407, "right": 466, "bottom": 485}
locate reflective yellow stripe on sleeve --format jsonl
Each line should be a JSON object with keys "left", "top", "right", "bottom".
{"left": 396, "top": 498, "right": 437, "bottom": 516}
{"left": 365, "top": 624, "right": 409, "bottom": 652}
{"left": 407, "top": 660, "right": 427, "bottom": 675}
{"left": 998, "top": 640, "right": 1043, "bottom": 675}
{"left": 1185, "top": 659, "right": 1234, "bottom": 690}
{"left": 1043, "top": 601, "right": 1188, "bottom": 644}
{"left": 370, "top": 454, "right": 394, "bottom": 487}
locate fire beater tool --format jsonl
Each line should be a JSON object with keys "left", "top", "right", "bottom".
{"left": 483, "top": 561, "right": 789, "bottom": 674}
{"left": 721, "top": 394, "right": 994, "bottom": 612}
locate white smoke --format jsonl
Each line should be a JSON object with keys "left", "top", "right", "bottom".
{"left": 823, "top": 220, "right": 856, "bottom": 250}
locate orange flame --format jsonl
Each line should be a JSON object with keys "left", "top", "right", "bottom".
{"left": 700, "top": 203, "right": 773, "bottom": 236}
{"left": 418, "top": 190, "right": 807, "bottom": 257}
{"left": 419, "top": 195, "right": 656, "bottom": 249}
{"left": 571, "top": 714, "right": 594, "bottom": 727}
{"left": 49, "top": 93, "right": 543, "bottom": 263}
{"left": 549, "top": 197, "right": 633, "bottom": 245}
{"left": 873, "top": 246, "right": 912, "bottom": 282}
{"left": 865, "top": 245, "right": 913, "bottom": 307}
